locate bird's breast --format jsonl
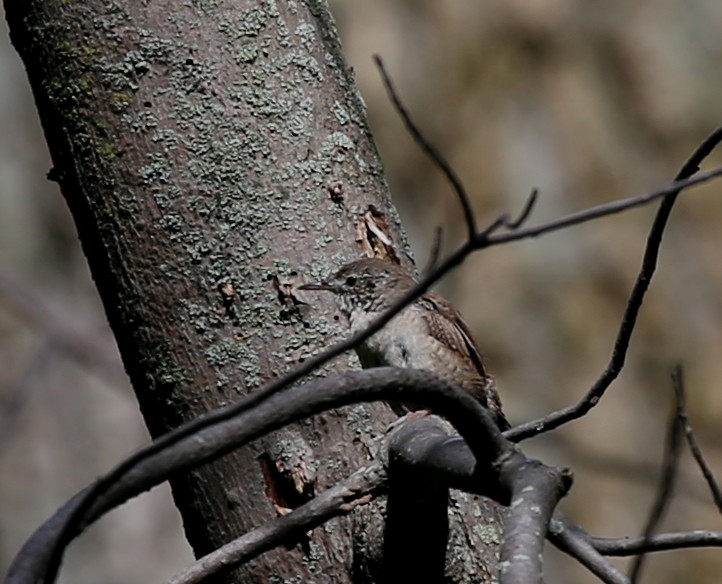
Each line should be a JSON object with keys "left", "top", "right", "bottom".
{"left": 349, "top": 308, "right": 429, "bottom": 370}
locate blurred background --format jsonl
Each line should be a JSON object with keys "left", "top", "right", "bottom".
{"left": 2, "top": 1, "right": 722, "bottom": 582}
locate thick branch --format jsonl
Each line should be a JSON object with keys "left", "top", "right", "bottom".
{"left": 5, "top": 3, "right": 411, "bottom": 583}
{"left": 384, "top": 421, "right": 450, "bottom": 582}
{"left": 385, "top": 417, "right": 572, "bottom": 584}
{"left": 6, "top": 368, "right": 505, "bottom": 584}
{"left": 383, "top": 417, "right": 501, "bottom": 497}
{"left": 498, "top": 460, "right": 572, "bottom": 584}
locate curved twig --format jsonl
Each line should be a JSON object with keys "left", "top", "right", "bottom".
{"left": 499, "top": 187, "right": 539, "bottom": 230}
{"left": 508, "top": 126, "right": 722, "bottom": 441}
{"left": 374, "top": 55, "right": 478, "bottom": 240}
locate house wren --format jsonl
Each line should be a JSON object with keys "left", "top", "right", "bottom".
{"left": 299, "top": 258, "right": 509, "bottom": 430}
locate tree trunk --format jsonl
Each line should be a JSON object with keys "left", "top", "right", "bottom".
{"left": 5, "top": 0, "right": 504, "bottom": 581}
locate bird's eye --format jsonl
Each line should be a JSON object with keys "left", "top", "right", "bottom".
{"left": 345, "top": 276, "right": 357, "bottom": 287}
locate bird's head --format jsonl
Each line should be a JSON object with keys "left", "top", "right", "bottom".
{"left": 299, "top": 258, "right": 415, "bottom": 315}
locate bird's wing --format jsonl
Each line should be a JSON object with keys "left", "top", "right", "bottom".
{"left": 418, "top": 292, "right": 489, "bottom": 378}
{"left": 418, "top": 293, "right": 510, "bottom": 430}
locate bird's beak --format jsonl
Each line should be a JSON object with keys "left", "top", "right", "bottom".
{"left": 297, "top": 281, "right": 333, "bottom": 291}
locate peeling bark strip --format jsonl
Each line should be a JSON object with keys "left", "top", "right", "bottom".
{"left": 5, "top": 0, "right": 504, "bottom": 582}
{"left": 356, "top": 205, "right": 401, "bottom": 262}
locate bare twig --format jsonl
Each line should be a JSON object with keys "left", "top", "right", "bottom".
{"left": 547, "top": 518, "right": 629, "bottom": 584}
{"left": 628, "top": 382, "right": 684, "bottom": 583}
{"left": 508, "top": 126, "right": 722, "bottom": 441}
{"left": 375, "top": 57, "right": 533, "bottom": 244}
{"left": 484, "top": 168, "right": 722, "bottom": 246}
{"left": 499, "top": 187, "right": 539, "bottom": 230}
{"left": 168, "top": 463, "right": 386, "bottom": 584}
{"left": 672, "top": 365, "right": 722, "bottom": 513}
{"left": 374, "top": 56, "right": 478, "bottom": 240}
{"left": 420, "top": 226, "right": 444, "bottom": 279}
{"left": 593, "top": 530, "right": 722, "bottom": 555}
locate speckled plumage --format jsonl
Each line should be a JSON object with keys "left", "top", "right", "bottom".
{"left": 301, "top": 258, "right": 509, "bottom": 430}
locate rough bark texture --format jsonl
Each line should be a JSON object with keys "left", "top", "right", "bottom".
{"left": 5, "top": 0, "right": 504, "bottom": 581}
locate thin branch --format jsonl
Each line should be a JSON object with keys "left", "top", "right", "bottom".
{"left": 593, "top": 530, "right": 722, "bottom": 555}
{"left": 420, "top": 226, "right": 444, "bottom": 279}
{"left": 374, "top": 55, "right": 478, "bottom": 240}
{"left": 168, "top": 463, "right": 386, "bottom": 584}
{"left": 499, "top": 187, "right": 539, "bottom": 230}
{"left": 672, "top": 365, "right": 722, "bottom": 513}
{"left": 484, "top": 168, "right": 722, "bottom": 246}
{"left": 547, "top": 518, "right": 629, "bottom": 584}
{"left": 508, "top": 126, "right": 722, "bottom": 441}
{"left": 628, "top": 383, "right": 684, "bottom": 583}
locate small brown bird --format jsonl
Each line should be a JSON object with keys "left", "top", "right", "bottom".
{"left": 300, "top": 257, "right": 509, "bottom": 429}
